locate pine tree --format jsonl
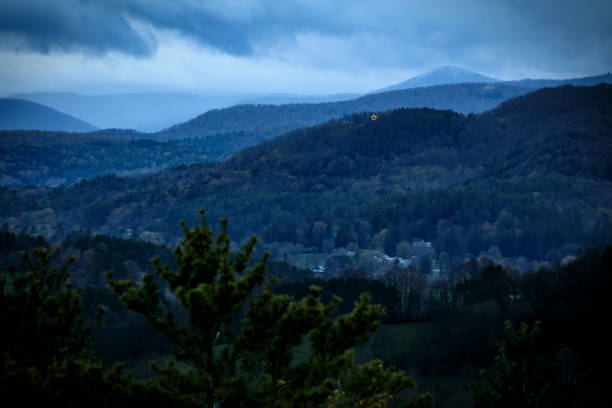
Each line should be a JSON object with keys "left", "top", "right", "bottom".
{"left": 108, "top": 210, "right": 432, "bottom": 407}
{"left": 0, "top": 247, "right": 138, "bottom": 407}
{"left": 471, "top": 321, "right": 579, "bottom": 408}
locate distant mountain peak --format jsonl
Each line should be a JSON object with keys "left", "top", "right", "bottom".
{"left": 373, "top": 66, "right": 500, "bottom": 93}
{"left": 426, "top": 65, "right": 489, "bottom": 76}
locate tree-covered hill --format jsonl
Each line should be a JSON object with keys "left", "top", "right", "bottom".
{"left": 0, "top": 98, "right": 96, "bottom": 132}
{"left": 222, "top": 84, "right": 612, "bottom": 185}
{"left": 156, "top": 82, "right": 528, "bottom": 141}
{"left": 0, "top": 131, "right": 218, "bottom": 187}
{"left": 475, "top": 84, "right": 612, "bottom": 180}
{"left": 152, "top": 75, "right": 611, "bottom": 166}
{"left": 155, "top": 73, "right": 612, "bottom": 145}
{"left": 2, "top": 85, "right": 611, "bottom": 264}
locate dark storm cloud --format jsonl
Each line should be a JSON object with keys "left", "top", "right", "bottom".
{"left": 0, "top": 0, "right": 611, "bottom": 75}
{"left": 0, "top": 0, "right": 253, "bottom": 56}
{"left": 114, "top": 0, "right": 253, "bottom": 55}
{"left": 0, "top": 0, "right": 153, "bottom": 55}
{"left": 0, "top": 0, "right": 351, "bottom": 57}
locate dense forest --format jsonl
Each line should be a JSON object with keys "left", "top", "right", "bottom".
{"left": 0, "top": 131, "right": 220, "bottom": 186}
{"left": 2, "top": 85, "right": 611, "bottom": 268}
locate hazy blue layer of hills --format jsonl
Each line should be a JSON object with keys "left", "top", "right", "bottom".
{"left": 0, "top": 98, "right": 96, "bottom": 132}
{"left": 2, "top": 85, "right": 610, "bottom": 264}
{"left": 507, "top": 72, "right": 612, "bottom": 89}
{"left": 10, "top": 91, "right": 359, "bottom": 131}
{"left": 9, "top": 92, "right": 248, "bottom": 131}
{"left": 13, "top": 65, "right": 488, "bottom": 130}
{"left": 7, "top": 68, "right": 611, "bottom": 136}
{"left": 237, "top": 93, "right": 362, "bottom": 105}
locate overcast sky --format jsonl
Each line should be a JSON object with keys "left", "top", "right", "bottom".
{"left": 1, "top": 0, "right": 611, "bottom": 96}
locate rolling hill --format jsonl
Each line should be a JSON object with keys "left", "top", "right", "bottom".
{"left": 0, "top": 98, "right": 95, "bottom": 132}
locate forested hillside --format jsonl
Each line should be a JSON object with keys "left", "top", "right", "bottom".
{"left": 156, "top": 82, "right": 528, "bottom": 141}
{"left": 4, "top": 75, "right": 610, "bottom": 190}
{"left": 157, "top": 73, "right": 612, "bottom": 143}
{"left": 152, "top": 75, "right": 611, "bottom": 166}
{"left": 0, "top": 131, "right": 217, "bottom": 187}
{"left": 1, "top": 85, "right": 611, "bottom": 265}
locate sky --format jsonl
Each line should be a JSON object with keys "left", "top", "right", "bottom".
{"left": 0, "top": 0, "right": 611, "bottom": 96}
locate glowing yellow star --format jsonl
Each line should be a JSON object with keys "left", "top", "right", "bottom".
{"left": 370, "top": 114, "right": 377, "bottom": 121}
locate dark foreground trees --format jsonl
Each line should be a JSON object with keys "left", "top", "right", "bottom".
{"left": 1, "top": 211, "right": 432, "bottom": 407}
{"left": 471, "top": 321, "right": 579, "bottom": 408}
{"left": 0, "top": 248, "right": 139, "bottom": 407}
{"left": 108, "top": 211, "right": 432, "bottom": 407}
